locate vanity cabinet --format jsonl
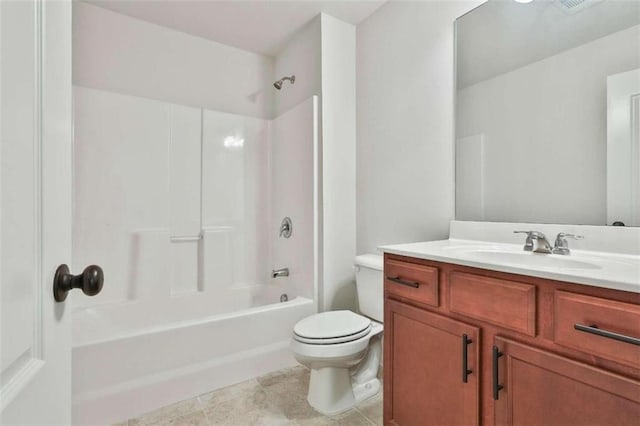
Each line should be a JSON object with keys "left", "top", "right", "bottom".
{"left": 385, "top": 299, "right": 479, "bottom": 425}
{"left": 383, "top": 253, "right": 640, "bottom": 426}
{"left": 493, "top": 337, "right": 640, "bottom": 426}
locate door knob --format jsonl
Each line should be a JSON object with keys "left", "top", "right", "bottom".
{"left": 53, "top": 264, "right": 104, "bottom": 302}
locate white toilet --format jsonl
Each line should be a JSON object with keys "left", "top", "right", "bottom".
{"left": 291, "top": 254, "right": 383, "bottom": 415}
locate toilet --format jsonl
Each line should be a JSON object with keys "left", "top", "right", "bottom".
{"left": 291, "top": 254, "right": 383, "bottom": 415}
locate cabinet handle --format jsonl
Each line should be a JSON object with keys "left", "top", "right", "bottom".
{"left": 462, "top": 334, "right": 473, "bottom": 383}
{"left": 492, "top": 346, "right": 504, "bottom": 400}
{"left": 574, "top": 323, "right": 640, "bottom": 346}
{"left": 386, "top": 276, "right": 420, "bottom": 288}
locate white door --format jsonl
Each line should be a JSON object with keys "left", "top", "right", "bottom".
{"left": 607, "top": 68, "right": 640, "bottom": 226}
{"left": 1, "top": 1, "right": 73, "bottom": 424}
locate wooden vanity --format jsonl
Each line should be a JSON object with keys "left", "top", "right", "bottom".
{"left": 383, "top": 253, "right": 640, "bottom": 425}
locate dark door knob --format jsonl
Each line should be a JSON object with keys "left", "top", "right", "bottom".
{"left": 53, "top": 264, "right": 104, "bottom": 302}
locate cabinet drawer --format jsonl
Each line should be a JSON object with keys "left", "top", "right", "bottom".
{"left": 449, "top": 271, "right": 536, "bottom": 336}
{"left": 384, "top": 259, "right": 439, "bottom": 306}
{"left": 554, "top": 291, "right": 640, "bottom": 369}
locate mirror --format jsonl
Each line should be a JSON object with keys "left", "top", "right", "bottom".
{"left": 455, "top": 0, "right": 640, "bottom": 226}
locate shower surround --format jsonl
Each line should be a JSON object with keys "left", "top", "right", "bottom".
{"left": 71, "top": 87, "right": 318, "bottom": 423}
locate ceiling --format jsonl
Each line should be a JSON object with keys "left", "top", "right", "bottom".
{"left": 82, "top": 0, "right": 387, "bottom": 56}
{"left": 456, "top": 0, "right": 640, "bottom": 88}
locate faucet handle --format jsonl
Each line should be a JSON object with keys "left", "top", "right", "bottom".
{"left": 552, "top": 233, "right": 584, "bottom": 255}
{"left": 556, "top": 232, "right": 583, "bottom": 240}
{"left": 514, "top": 230, "right": 534, "bottom": 251}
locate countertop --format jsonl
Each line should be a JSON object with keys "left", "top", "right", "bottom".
{"left": 379, "top": 239, "right": 640, "bottom": 294}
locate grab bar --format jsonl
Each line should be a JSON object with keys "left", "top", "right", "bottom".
{"left": 170, "top": 235, "right": 202, "bottom": 242}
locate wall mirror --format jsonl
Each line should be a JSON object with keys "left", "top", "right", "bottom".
{"left": 455, "top": 0, "right": 640, "bottom": 226}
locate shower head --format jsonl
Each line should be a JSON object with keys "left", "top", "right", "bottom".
{"left": 274, "top": 75, "right": 295, "bottom": 90}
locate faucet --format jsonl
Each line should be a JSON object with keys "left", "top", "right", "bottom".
{"left": 514, "top": 231, "right": 553, "bottom": 254}
{"left": 272, "top": 268, "right": 289, "bottom": 278}
{"left": 552, "top": 232, "right": 583, "bottom": 255}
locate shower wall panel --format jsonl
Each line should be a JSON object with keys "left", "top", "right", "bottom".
{"left": 73, "top": 87, "right": 272, "bottom": 318}
{"left": 271, "top": 97, "right": 318, "bottom": 301}
{"left": 73, "top": 87, "right": 171, "bottom": 307}
{"left": 202, "top": 110, "right": 271, "bottom": 289}
{"left": 169, "top": 105, "right": 202, "bottom": 238}
{"left": 72, "top": 88, "right": 316, "bottom": 342}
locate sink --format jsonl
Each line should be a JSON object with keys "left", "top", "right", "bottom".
{"left": 462, "top": 250, "right": 602, "bottom": 270}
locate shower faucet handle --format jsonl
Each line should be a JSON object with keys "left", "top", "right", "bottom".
{"left": 280, "top": 217, "right": 292, "bottom": 238}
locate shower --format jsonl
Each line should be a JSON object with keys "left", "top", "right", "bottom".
{"left": 274, "top": 75, "right": 295, "bottom": 90}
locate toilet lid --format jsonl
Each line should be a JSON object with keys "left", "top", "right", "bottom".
{"left": 293, "top": 311, "right": 371, "bottom": 343}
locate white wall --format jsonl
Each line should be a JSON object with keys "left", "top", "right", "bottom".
{"left": 321, "top": 14, "right": 357, "bottom": 311}
{"left": 73, "top": 2, "right": 275, "bottom": 119}
{"left": 457, "top": 25, "right": 640, "bottom": 225}
{"left": 356, "top": 1, "right": 483, "bottom": 255}
{"left": 273, "top": 17, "right": 322, "bottom": 117}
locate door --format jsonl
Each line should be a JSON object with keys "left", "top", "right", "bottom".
{"left": 384, "top": 299, "right": 480, "bottom": 425}
{"left": 493, "top": 337, "right": 640, "bottom": 425}
{"left": 1, "top": 1, "right": 73, "bottom": 424}
{"left": 607, "top": 68, "right": 640, "bottom": 226}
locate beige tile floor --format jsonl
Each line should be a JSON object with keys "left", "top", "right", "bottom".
{"left": 116, "top": 366, "right": 383, "bottom": 426}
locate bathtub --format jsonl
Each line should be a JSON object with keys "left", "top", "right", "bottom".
{"left": 71, "top": 296, "right": 315, "bottom": 425}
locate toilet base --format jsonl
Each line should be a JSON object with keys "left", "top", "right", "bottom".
{"left": 304, "top": 327, "right": 383, "bottom": 415}
{"left": 307, "top": 367, "right": 380, "bottom": 416}
{"left": 353, "top": 376, "right": 381, "bottom": 406}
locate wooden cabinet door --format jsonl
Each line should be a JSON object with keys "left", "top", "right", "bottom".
{"left": 494, "top": 337, "right": 640, "bottom": 426}
{"left": 384, "top": 299, "right": 479, "bottom": 425}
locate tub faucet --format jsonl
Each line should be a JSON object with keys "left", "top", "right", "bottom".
{"left": 514, "top": 230, "right": 553, "bottom": 254}
{"left": 272, "top": 268, "right": 289, "bottom": 278}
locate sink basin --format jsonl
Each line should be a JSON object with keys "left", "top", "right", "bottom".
{"left": 463, "top": 250, "right": 602, "bottom": 270}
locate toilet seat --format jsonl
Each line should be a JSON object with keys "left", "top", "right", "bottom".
{"left": 293, "top": 311, "right": 371, "bottom": 345}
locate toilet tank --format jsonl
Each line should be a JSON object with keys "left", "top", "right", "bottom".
{"left": 354, "top": 254, "right": 384, "bottom": 322}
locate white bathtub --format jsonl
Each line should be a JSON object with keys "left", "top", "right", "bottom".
{"left": 72, "top": 297, "right": 315, "bottom": 425}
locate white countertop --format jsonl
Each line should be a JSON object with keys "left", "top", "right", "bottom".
{"left": 379, "top": 239, "right": 640, "bottom": 294}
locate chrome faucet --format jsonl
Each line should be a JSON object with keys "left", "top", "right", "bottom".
{"left": 272, "top": 268, "right": 289, "bottom": 278}
{"left": 552, "top": 232, "right": 583, "bottom": 255}
{"left": 514, "top": 231, "right": 553, "bottom": 254}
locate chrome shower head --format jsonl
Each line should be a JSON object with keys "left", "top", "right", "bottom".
{"left": 274, "top": 75, "right": 295, "bottom": 90}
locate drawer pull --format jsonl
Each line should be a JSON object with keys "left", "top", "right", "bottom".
{"left": 462, "top": 334, "right": 473, "bottom": 383}
{"left": 386, "top": 276, "right": 420, "bottom": 288}
{"left": 574, "top": 323, "right": 640, "bottom": 346}
{"left": 492, "top": 346, "right": 504, "bottom": 400}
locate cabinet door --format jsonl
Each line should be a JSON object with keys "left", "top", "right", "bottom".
{"left": 384, "top": 299, "right": 479, "bottom": 425}
{"left": 494, "top": 337, "right": 640, "bottom": 426}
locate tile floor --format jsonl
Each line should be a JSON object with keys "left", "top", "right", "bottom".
{"left": 115, "top": 366, "right": 383, "bottom": 426}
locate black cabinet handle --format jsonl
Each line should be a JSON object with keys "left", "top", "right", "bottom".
{"left": 574, "top": 324, "right": 640, "bottom": 346}
{"left": 462, "top": 334, "right": 473, "bottom": 383}
{"left": 53, "top": 264, "right": 104, "bottom": 302}
{"left": 492, "top": 346, "right": 504, "bottom": 400}
{"left": 386, "top": 276, "right": 420, "bottom": 288}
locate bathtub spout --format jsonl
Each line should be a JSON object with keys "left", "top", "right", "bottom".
{"left": 272, "top": 268, "right": 289, "bottom": 278}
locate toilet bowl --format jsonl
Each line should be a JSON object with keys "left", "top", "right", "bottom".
{"left": 291, "top": 254, "right": 383, "bottom": 415}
